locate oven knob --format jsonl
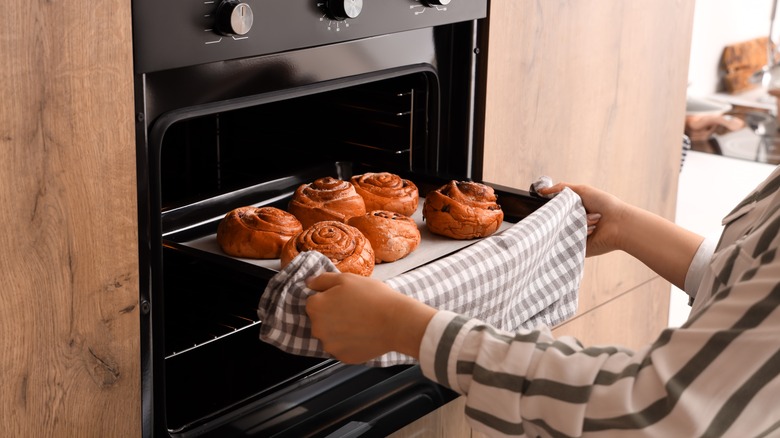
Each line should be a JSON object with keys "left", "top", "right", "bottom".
{"left": 324, "top": 0, "right": 363, "bottom": 20}
{"left": 215, "top": 0, "right": 254, "bottom": 36}
{"left": 422, "top": 0, "right": 452, "bottom": 5}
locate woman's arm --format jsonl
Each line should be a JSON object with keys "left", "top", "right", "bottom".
{"left": 304, "top": 182, "right": 706, "bottom": 362}
{"left": 538, "top": 183, "right": 705, "bottom": 290}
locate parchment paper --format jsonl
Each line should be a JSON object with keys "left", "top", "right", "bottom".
{"left": 180, "top": 200, "right": 511, "bottom": 281}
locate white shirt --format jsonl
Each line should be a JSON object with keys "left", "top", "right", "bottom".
{"left": 419, "top": 165, "right": 780, "bottom": 437}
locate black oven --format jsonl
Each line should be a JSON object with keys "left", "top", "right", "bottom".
{"left": 132, "top": 1, "right": 502, "bottom": 436}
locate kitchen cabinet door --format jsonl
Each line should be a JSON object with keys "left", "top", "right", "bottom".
{"left": 479, "top": 0, "right": 695, "bottom": 340}
{"left": 387, "top": 397, "right": 471, "bottom": 438}
{"left": 1, "top": 0, "right": 140, "bottom": 436}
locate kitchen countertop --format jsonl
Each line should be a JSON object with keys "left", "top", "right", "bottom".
{"left": 690, "top": 106, "right": 780, "bottom": 165}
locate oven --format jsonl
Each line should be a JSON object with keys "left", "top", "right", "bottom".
{"left": 131, "top": 1, "right": 541, "bottom": 436}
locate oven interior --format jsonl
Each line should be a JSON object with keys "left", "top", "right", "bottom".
{"left": 158, "top": 72, "right": 439, "bottom": 215}
{"left": 154, "top": 70, "right": 464, "bottom": 436}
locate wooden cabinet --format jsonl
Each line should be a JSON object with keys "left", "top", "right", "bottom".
{"left": 395, "top": 0, "right": 695, "bottom": 435}
{"left": 1, "top": 0, "right": 140, "bottom": 436}
{"left": 480, "top": 0, "right": 695, "bottom": 343}
{"left": 387, "top": 397, "right": 471, "bottom": 438}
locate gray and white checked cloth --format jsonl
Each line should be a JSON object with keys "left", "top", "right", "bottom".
{"left": 257, "top": 187, "right": 587, "bottom": 366}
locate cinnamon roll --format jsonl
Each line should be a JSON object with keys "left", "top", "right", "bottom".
{"left": 217, "top": 206, "right": 303, "bottom": 259}
{"left": 350, "top": 172, "right": 419, "bottom": 216}
{"left": 288, "top": 177, "right": 366, "bottom": 229}
{"left": 423, "top": 180, "right": 504, "bottom": 239}
{"left": 280, "top": 221, "right": 375, "bottom": 276}
{"left": 348, "top": 210, "right": 421, "bottom": 263}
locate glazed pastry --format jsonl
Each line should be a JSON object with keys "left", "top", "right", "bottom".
{"left": 217, "top": 206, "right": 303, "bottom": 259}
{"left": 423, "top": 180, "right": 504, "bottom": 239}
{"left": 288, "top": 177, "right": 366, "bottom": 229}
{"left": 280, "top": 221, "right": 375, "bottom": 276}
{"left": 350, "top": 172, "right": 419, "bottom": 216}
{"left": 348, "top": 210, "right": 421, "bottom": 263}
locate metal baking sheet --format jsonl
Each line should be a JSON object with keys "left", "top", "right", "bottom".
{"left": 180, "top": 200, "right": 512, "bottom": 281}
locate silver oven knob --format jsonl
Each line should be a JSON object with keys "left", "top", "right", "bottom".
{"left": 324, "top": 0, "right": 363, "bottom": 20}
{"left": 423, "top": 0, "right": 452, "bottom": 5}
{"left": 215, "top": 0, "right": 254, "bottom": 36}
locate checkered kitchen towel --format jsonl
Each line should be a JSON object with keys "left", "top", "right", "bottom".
{"left": 258, "top": 187, "right": 587, "bottom": 366}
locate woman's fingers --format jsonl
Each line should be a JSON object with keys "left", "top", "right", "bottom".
{"left": 539, "top": 181, "right": 601, "bottom": 236}
{"left": 586, "top": 213, "right": 601, "bottom": 235}
{"left": 536, "top": 182, "right": 568, "bottom": 196}
{"left": 305, "top": 271, "right": 343, "bottom": 291}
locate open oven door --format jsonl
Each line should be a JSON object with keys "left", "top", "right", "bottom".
{"left": 191, "top": 365, "right": 457, "bottom": 438}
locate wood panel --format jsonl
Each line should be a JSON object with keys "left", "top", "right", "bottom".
{"left": 479, "top": 0, "right": 695, "bottom": 316}
{"left": 551, "top": 276, "right": 671, "bottom": 350}
{"left": 576, "top": 254, "right": 658, "bottom": 315}
{"left": 432, "top": 2, "right": 694, "bottom": 436}
{"left": 387, "top": 397, "right": 471, "bottom": 438}
{"left": 0, "top": 0, "right": 139, "bottom": 436}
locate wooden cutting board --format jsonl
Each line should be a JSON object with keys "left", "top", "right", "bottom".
{"left": 721, "top": 36, "right": 770, "bottom": 93}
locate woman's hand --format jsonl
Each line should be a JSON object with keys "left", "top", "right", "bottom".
{"left": 305, "top": 272, "right": 436, "bottom": 364}
{"left": 537, "top": 182, "right": 629, "bottom": 257}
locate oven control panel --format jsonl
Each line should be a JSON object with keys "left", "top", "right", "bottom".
{"left": 132, "top": 0, "right": 487, "bottom": 73}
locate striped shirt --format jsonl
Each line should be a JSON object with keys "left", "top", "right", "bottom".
{"left": 419, "top": 165, "right": 780, "bottom": 437}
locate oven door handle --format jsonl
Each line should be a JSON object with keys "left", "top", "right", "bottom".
{"left": 323, "top": 391, "right": 443, "bottom": 438}
{"left": 268, "top": 365, "right": 458, "bottom": 437}
{"left": 324, "top": 421, "right": 372, "bottom": 438}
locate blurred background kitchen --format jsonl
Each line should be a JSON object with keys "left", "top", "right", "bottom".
{"left": 671, "top": 0, "right": 779, "bottom": 326}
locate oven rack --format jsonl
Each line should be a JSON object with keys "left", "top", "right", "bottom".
{"left": 161, "top": 244, "right": 270, "bottom": 358}
{"left": 165, "top": 319, "right": 261, "bottom": 359}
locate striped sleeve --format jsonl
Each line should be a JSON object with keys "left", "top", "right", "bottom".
{"left": 418, "top": 168, "right": 780, "bottom": 437}
{"left": 419, "top": 244, "right": 780, "bottom": 437}
{"left": 683, "top": 237, "right": 716, "bottom": 297}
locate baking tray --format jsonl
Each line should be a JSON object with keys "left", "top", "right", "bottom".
{"left": 177, "top": 199, "right": 512, "bottom": 281}
{"left": 161, "top": 162, "right": 548, "bottom": 280}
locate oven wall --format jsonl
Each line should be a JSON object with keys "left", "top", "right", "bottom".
{"left": 1, "top": 0, "right": 140, "bottom": 437}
